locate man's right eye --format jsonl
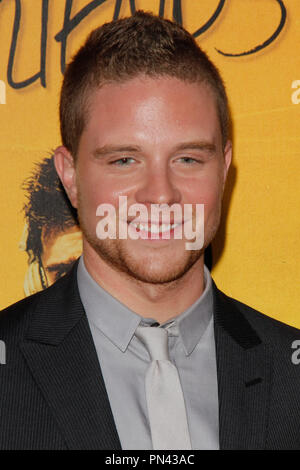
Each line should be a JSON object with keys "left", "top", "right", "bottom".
{"left": 110, "top": 157, "right": 135, "bottom": 166}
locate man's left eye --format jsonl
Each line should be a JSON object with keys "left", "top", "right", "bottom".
{"left": 111, "top": 157, "right": 135, "bottom": 166}
{"left": 178, "top": 157, "right": 200, "bottom": 164}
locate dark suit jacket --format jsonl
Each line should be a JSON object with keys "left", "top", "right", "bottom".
{"left": 0, "top": 262, "right": 300, "bottom": 450}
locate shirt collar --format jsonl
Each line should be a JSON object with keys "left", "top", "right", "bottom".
{"left": 170, "top": 265, "right": 213, "bottom": 355}
{"left": 77, "top": 257, "right": 141, "bottom": 352}
{"left": 77, "top": 256, "right": 213, "bottom": 355}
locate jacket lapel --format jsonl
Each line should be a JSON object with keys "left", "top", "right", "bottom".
{"left": 19, "top": 263, "right": 121, "bottom": 450}
{"left": 213, "top": 284, "right": 273, "bottom": 449}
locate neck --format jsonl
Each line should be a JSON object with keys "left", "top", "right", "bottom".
{"left": 82, "top": 244, "right": 205, "bottom": 324}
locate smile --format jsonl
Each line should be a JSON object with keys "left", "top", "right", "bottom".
{"left": 129, "top": 222, "right": 181, "bottom": 234}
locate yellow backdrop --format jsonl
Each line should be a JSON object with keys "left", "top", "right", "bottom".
{"left": 0, "top": 0, "right": 299, "bottom": 327}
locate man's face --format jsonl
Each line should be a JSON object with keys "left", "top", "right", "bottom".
{"left": 56, "top": 76, "right": 231, "bottom": 284}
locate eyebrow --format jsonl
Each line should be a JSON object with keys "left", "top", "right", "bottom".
{"left": 93, "top": 145, "right": 142, "bottom": 158}
{"left": 45, "top": 260, "right": 77, "bottom": 272}
{"left": 92, "top": 141, "right": 217, "bottom": 158}
{"left": 173, "top": 141, "right": 217, "bottom": 154}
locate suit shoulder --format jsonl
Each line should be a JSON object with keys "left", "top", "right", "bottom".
{"left": 221, "top": 290, "right": 300, "bottom": 343}
{"left": 0, "top": 291, "right": 43, "bottom": 337}
{"left": 0, "top": 267, "right": 78, "bottom": 340}
{"left": 0, "top": 276, "right": 63, "bottom": 337}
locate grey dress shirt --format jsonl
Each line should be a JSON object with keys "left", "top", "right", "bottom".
{"left": 77, "top": 256, "right": 219, "bottom": 450}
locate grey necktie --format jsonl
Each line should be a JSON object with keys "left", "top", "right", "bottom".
{"left": 136, "top": 325, "right": 192, "bottom": 450}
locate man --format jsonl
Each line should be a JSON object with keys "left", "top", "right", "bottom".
{"left": 20, "top": 156, "right": 82, "bottom": 294}
{"left": 1, "top": 11, "right": 300, "bottom": 450}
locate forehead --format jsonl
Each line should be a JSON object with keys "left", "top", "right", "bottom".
{"left": 82, "top": 75, "right": 221, "bottom": 146}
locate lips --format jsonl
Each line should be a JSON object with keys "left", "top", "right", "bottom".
{"left": 123, "top": 219, "right": 192, "bottom": 242}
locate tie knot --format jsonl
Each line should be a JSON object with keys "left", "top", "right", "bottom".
{"left": 136, "top": 325, "right": 169, "bottom": 361}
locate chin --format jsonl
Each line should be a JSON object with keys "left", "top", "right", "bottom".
{"left": 99, "top": 241, "right": 203, "bottom": 284}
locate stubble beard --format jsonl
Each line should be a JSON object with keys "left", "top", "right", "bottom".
{"left": 79, "top": 218, "right": 202, "bottom": 285}
{"left": 77, "top": 202, "right": 222, "bottom": 286}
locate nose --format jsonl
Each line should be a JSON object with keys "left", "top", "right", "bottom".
{"left": 135, "top": 165, "right": 181, "bottom": 206}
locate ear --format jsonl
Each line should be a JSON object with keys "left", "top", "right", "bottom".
{"left": 54, "top": 146, "right": 78, "bottom": 208}
{"left": 222, "top": 140, "right": 232, "bottom": 189}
